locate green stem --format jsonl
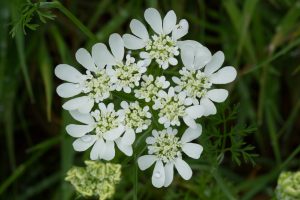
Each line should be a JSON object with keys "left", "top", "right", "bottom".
{"left": 134, "top": 152, "right": 138, "bottom": 200}
{"left": 211, "top": 168, "right": 236, "bottom": 200}
{"left": 39, "top": 1, "right": 97, "bottom": 41}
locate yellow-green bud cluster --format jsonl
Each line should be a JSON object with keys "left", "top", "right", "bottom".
{"left": 65, "top": 161, "right": 121, "bottom": 200}
{"left": 276, "top": 171, "right": 300, "bottom": 200}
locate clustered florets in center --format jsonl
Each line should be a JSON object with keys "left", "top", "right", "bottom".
{"left": 149, "top": 129, "right": 182, "bottom": 163}
{"left": 145, "top": 34, "right": 179, "bottom": 68}
{"left": 55, "top": 7, "right": 237, "bottom": 189}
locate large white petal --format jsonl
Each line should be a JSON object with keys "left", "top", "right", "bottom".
{"left": 182, "top": 143, "right": 203, "bottom": 159}
{"left": 62, "top": 96, "right": 91, "bottom": 111}
{"left": 90, "top": 139, "right": 105, "bottom": 160}
{"left": 66, "top": 124, "right": 94, "bottom": 138}
{"left": 103, "top": 125, "right": 125, "bottom": 141}
{"left": 69, "top": 110, "right": 94, "bottom": 124}
{"left": 152, "top": 160, "right": 165, "bottom": 188}
{"left": 115, "top": 138, "right": 133, "bottom": 156}
{"left": 72, "top": 135, "right": 96, "bottom": 152}
{"left": 204, "top": 51, "right": 224, "bottom": 75}
{"left": 207, "top": 89, "right": 228, "bottom": 103}
{"left": 200, "top": 98, "right": 216, "bottom": 116}
{"left": 144, "top": 8, "right": 163, "bottom": 34}
{"left": 75, "top": 48, "right": 97, "bottom": 72}
{"left": 102, "top": 141, "right": 115, "bottom": 161}
{"left": 109, "top": 33, "right": 124, "bottom": 61}
{"left": 194, "top": 45, "right": 212, "bottom": 69}
{"left": 163, "top": 10, "right": 177, "bottom": 34}
{"left": 180, "top": 45, "right": 195, "bottom": 69}
{"left": 181, "top": 124, "right": 202, "bottom": 143}
{"left": 172, "top": 19, "right": 188, "bottom": 40}
{"left": 137, "top": 155, "right": 157, "bottom": 170}
{"left": 77, "top": 98, "right": 94, "bottom": 113}
{"left": 210, "top": 66, "right": 237, "bottom": 84}
{"left": 186, "top": 105, "right": 204, "bottom": 119}
{"left": 164, "top": 163, "right": 174, "bottom": 187}
{"left": 54, "top": 64, "right": 82, "bottom": 83}
{"left": 56, "top": 83, "right": 81, "bottom": 98}
{"left": 174, "top": 158, "right": 192, "bottom": 180}
{"left": 92, "top": 43, "right": 116, "bottom": 67}
{"left": 183, "top": 116, "right": 197, "bottom": 129}
{"left": 122, "top": 34, "right": 146, "bottom": 49}
{"left": 121, "top": 129, "right": 136, "bottom": 145}
{"left": 130, "top": 19, "right": 149, "bottom": 40}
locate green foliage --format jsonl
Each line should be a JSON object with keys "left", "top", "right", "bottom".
{"left": 201, "top": 104, "right": 258, "bottom": 167}
{"left": 10, "top": 0, "right": 55, "bottom": 37}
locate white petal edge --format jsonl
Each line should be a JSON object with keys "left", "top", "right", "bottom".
{"left": 56, "top": 83, "right": 81, "bottom": 98}
{"left": 92, "top": 43, "right": 116, "bottom": 67}
{"left": 123, "top": 34, "right": 146, "bottom": 49}
{"left": 69, "top": 110, "right": 94, "bottom": 124}
{"left": 182, "top": 143, "right": 203, "bottom": 159}
{"left": 137, "top": 155, "right": 157, "bottom": 170}
{"left": 102, "top": 141, "right": 115, "bottom": 161}
{"left": 144, "top": 8, "right": 163, "bottom": 34}
{"left": 66, "top": 124, "right": 94, "bottom": 138}
{"left": 75, "top": 48, "right": 97, "bottom": 72}
{"left": 115, "top": 138, "right": 133, "bottom": 156}
{"left": 77, "top": 98, "right": 94, "bottom": 113}
{"left": 207, "top": 89, "right": 228, "bottom": 103}
{"left": 54, "top": 64, "right": 82, "bottom": 83}
{"left": 109, "top": 33, "right": 124, "bottom": 62}
{"left": 200, "top": 97, "right": 217, "bottom": 116}
{"left": 186, "top": 105, "right": 204, "bottom": 119}
{"left": 103, "top": 125, "right": 125, "bottom": 141}
{"left": 210, "top": 66, "right": 237, "bottom": 84}
{"left": 121, "top": 129, "right": 136, "bottom": 145}
{"left": 62, "top": 96, "right": 91, "bottom": 111}
{"left": 72, "top": 135, "right": 96, "bottom": 152}
{"left": 152, "top": 160, "right": 165, "bottom": 188}
{"left": 130, "top": 19, "right": 149, "bottom": 40}
{"left": 163, "top": 10, "right": 177, "bottom": 34}
{"left": 204, "top": 51, "right": 225, "bottom": 75}
{"left": 175, "top": 158, "right": 192, "bottom": 180}
{"left": 180, "top": 45, "right": 195, "bottom": 69}
{"left": 181, "top": 124, "right": 202, "bottom": 143}
{"left": 90, "top": 138, "right": 105, "bottom": 160}
{"left": 172, "top": 19, "right": 188, "bottom": 40}
{"left": 164, "top": 163, "right": 174, "bottom": 187}
{"left": 183, "top": 116, "right": 197, "bottom": 129}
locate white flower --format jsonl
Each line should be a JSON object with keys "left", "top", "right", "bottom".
{"left": 153, "top": 87, "right": 204, "bottom": 128}
{"left": 173, "top": 43, "right": 237, "bottom": 116}
{"left": 134, "top": 75, "right": 170, "bottom": 102}
{"left": 138, "top": 125, "right": 203, "bottom": 188}
{"left": 92, "top": 33, "right": 146, "bottom": 93}
{"left": 66, "top": 103, "right": 133, "bottom": 160}
{"left": 55, "top": 48, "right": 113, "bottom": 113}
{"left": 117, "top": 101, "right": 152, "bottom": 145}
{"left": 123, "top": 8, "right": 189, "bottom": 69}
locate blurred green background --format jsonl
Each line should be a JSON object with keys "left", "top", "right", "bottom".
{"left": 0, "top": 0, "right": 300, "bottom": 199}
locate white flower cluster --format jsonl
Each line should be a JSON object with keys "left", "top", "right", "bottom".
{"left": 55, "top": 8, "right": 237, "bottom": 188}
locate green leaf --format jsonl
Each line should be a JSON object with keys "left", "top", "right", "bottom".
{"left": 38, "top": 37, "right": 53, "bottom": 121}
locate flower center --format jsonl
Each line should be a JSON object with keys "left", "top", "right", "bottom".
{"left": 159, "top": 96, "right": 186, "bottom": 126}
{"left": 114, "top": 56, "right": 142, "bottom": 90}
{"left": 150, "top": 130, "right": 182, "bottom": 163}
{"left": 82, "top": 70, "right": 111, "bottom": 103}
{"left": 179, "top": 69, "right": 212, "bottom": 99}
{"left": 91, "top": 110, "right": 119, "bottom": 137}
{"left": 146, "top": 34, "right": 178, "bottom": 66}
{"left": 124, "top": 103, "right": 151, "bottom": 131}
{"left": 134, "top": 75, "right": 169, "bottom": 102}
